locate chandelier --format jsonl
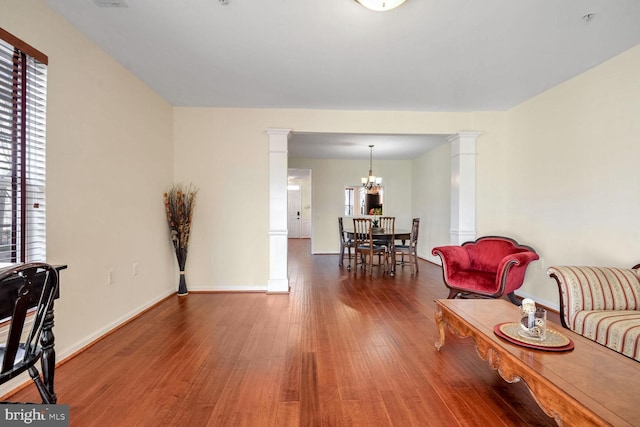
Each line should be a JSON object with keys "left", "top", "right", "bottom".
{"left": 361, "top": 145, "right": 382, "bottom": 191}
{"left": 355, "top": 0, "right": 407, "bottom": 12}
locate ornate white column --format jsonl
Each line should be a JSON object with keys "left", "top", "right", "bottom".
{"left": 448, "top": 132, "right": 480, "bottom": 245}
{"left": 267, "top": 128, "right": 291, "bottom": 293}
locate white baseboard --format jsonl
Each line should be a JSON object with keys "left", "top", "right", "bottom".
{"left": 515, "top": 290, "right": 559, "bottom": 312}
{"left": 188, "top": 285, "right": 268, "bottom": 292}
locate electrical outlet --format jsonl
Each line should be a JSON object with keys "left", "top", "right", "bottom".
{"left": 132, "top": 262, "right": 138, "bottom": 277}
{"left": 107, "top": 269, "right": 114, "bottom": 285}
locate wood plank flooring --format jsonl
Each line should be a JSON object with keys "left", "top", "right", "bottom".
{"left": 9, "top": 239, "right": 555, "bottom": 426}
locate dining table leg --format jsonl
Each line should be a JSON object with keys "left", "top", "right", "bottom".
{"left": 389, "top": 241, "right": 395, "bottom": 276}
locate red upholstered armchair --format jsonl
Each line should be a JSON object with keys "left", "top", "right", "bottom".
{"left": 432, "top": 236, "right": 539, "bottom": 304}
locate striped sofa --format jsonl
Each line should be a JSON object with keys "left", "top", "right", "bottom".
{"left": 547, "top": 265, "right": 640, "bottom": 362}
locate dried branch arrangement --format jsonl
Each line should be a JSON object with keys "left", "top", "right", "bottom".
{"left": 163, "top": 183, "right": 198, "bottom": 295}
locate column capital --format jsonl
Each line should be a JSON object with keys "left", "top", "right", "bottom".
{"left": 448, "top": 132, "right": 481, "bottom": 155}
{"left": 267, "top": 129, "right": 291, "bottom": 152}
{"left": 266, "top": 128, "right": 292, "bottom": 137}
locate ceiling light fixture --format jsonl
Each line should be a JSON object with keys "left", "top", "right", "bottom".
{"left": 362, "top": 145, "right": 382, "bottom": 192}
{"left": 355, "top": 0, "right": 406, "bottom": 12}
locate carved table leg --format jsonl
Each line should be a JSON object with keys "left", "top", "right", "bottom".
{"left": 32, "top": 304, "right": 57, "bottom": 404}
{"left": 435, "top": 307, "right": 446, "bottom": 351}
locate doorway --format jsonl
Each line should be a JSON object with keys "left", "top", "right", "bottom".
{"left": 288, "top": 168, "right": 311, "bottom": 239}
{"left": 287, "top": 181, "right": 301, "bottom": 238}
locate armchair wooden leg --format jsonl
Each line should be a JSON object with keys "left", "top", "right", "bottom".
{"left": 447, "top": 289, "right": 458, "bottom": 299}
{"left": 507, "top": 292, "right": 520, "bottom": 305}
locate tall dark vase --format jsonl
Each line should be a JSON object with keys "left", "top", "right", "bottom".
{"left": 177, "top": 270, "right": 188, "bottom": 296}
{"left": 176, "top": 248, "right": 188, "bottom": 296}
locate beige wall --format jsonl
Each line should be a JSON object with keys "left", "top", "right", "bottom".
{"left": 1, "top": 0, "right": 175, "bottom": 394}
{"left": 412, "top": 142, "right": 451, "bottom": 263}
{"left": 172, "top": 108, "right": 272, "bottom": 290}
{"left": 501, "top": 44, "right": 640, "bottom": 307}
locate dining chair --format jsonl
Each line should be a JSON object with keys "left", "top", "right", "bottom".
{"left": 338, "top": 217, "right": 354, "bottom": 269}
{"left": 395, "top": 217, "right": 420, "bottom": 275}
{"left": 0, "top": 263, "right": 59, "bottom": 404}
{"left": 377, "top": 217, "right": 395, "bottom": 235}
{"left": 353, "top": 218, "right": 388, "bottom": 275}
{"left": 375, "top": 216, "right": 396, "bottom": 251}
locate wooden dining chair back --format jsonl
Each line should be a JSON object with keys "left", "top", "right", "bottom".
{"left": 395, "top": 217, "right": 420, "bottom": 275}
{"left": 353, "top": 218, "right": 388, "bottom": 275}
{"left": 375, "top": 216, "right": 396, "bottom": 250}
{"left": 338, "top": 217, "right": 354, "bottom": 269}
{"left": 377, "top": 217, "right": 395, "bottom": 236}
{"left": 0, "top": 263, "right": 59, "bottom": 404}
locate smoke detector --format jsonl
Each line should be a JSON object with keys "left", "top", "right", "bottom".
{"left": 582, "top": 13, "right": 595, "bottom": 22}
{"left": 93, "top": 0, "right": 128, "bottom": 7}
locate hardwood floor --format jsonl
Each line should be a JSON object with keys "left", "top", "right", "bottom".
{"left": 10, "top": 239, "right": 555, "bottom": 426}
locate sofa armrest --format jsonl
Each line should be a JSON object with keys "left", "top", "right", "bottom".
{"left": 547, "top": 266, "right": 582, "bottom": 329}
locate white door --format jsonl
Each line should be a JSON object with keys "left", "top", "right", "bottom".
{"left": 287, "top": 184, "right": 301, "bottom": 238}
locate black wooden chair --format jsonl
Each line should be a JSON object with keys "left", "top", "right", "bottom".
{"left": 338, "top": 217, "right": 354, "bottom": 269}
{"left": 0, "top": 263, "right": 59, "bottom": 404}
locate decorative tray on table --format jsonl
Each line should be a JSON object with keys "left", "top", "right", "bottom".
{"left": 493, "top": 322, "right": 575, "bottom": 352}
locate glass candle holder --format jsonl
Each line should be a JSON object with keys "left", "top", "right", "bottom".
{"left": 519, "top": 306, "right": 547, "bottom": 341}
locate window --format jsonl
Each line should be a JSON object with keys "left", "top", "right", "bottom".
{"left": 344, "top": 187, "right": 354, "bottom": 216}
{"left": 361, "top": 187, "right": 383, "bottom": 215}
{"left": 0, "top": 29, "right": 48, "bottom": 263}
{"left": 344, "top": 186, "right": 384, "bottom": 216}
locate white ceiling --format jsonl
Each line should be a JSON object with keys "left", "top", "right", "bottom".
{"left": 42, "top": 0, "right": 640, "bottom": 158}
{"left": 288, "top": 132, "right": 448, "bottom": 159}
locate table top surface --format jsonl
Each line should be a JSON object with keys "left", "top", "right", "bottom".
{"left": 435, "top": 298, "right": 640, "bottom": 426}
{"left": 0, "top": 264, "right": 66, "bottom": 321}
{"left": 344, "top": 228, "right": 411, "bottom": 237}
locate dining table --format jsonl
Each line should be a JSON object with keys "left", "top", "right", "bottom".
{"left": 344, "top": 227, "right": 410, "bottom": 276}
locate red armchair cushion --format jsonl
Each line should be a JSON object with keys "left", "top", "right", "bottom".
{"left": 446, "top": 269, "right": 496, "bottom": 293}
{"left": 432, "top": 236, "right": 539, "bottom": 298}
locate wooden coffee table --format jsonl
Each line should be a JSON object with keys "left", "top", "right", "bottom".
{"left": 435, "top": 298, "right": 640, "bottom": 427}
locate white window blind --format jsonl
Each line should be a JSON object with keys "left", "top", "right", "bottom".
{"left": 0, "top": 29, "right": 48, "bottom": 263}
